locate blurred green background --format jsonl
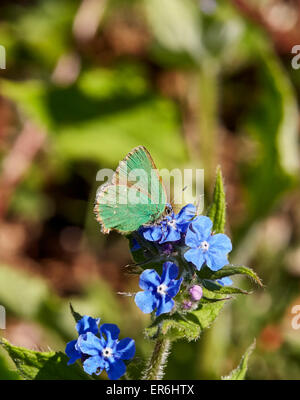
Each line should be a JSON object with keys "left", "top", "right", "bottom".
{"left": 0, "top": 0, "right": 300, "bottom": 380}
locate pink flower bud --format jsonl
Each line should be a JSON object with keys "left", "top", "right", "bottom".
{"left": 189, "top": 285, "right": 203, "bottom": 301}
{"left": 182, "top": 300, "right": 193, "bottom": 310}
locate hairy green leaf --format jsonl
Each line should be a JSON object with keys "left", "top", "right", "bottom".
{"left": 222, "top": 340, "right": 256, "bottom": 380}
{"left": 207, "top": 166, "right": 226, "bottom": 234}
{"left": 202, "top": 281, "right": 251, "bottom": 297}
{"left": 200, "top": 265, "right": 263, "bottom": 286}
{"left": 145, "top": 312, "right": 200, "bottom": 342}
{"left": 0, "top": 350, "right": 21, "bottom": 380}
{"left": 145, "top": 297, "right": 225, "bottom": 342}
{"left": 198, "top": 264, "right": 263, "bottom": 287}
{"left": 1, "top": 339, "right": 91, "bottom": 380}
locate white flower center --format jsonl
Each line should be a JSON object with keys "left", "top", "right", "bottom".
{"left": 157, "top": 284, "right": 168, "bottom": 295}
{"left": 200, "top": 240, "right": 209, "bottom": 252}
{"left": 168, "top": 219, "right": 176, "bottom": 228}
{"left": 102, "top": 347, "right": 113, "bottom": 358}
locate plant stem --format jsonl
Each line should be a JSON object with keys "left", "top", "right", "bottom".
{"left": 142, "top": 337, "right": 172, "bottom": 380}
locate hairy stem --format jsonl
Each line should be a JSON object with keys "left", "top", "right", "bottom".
{"left": 142, "top": 337, "right": 172, "bottom": 380}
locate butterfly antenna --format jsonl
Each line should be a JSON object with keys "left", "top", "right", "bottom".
{"left": 117, "top": 292, "right": 136, "bottom": 297}
{"left": 196, "top": 194, "right": 204, "bottom": 215}
{"left": 121, "top": 263, "right": 143, "bottom": 274}
{"left": 169, "top": 185, "right": 188, "bottom": 211}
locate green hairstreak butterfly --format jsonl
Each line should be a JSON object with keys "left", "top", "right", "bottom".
{"left": 94, "top": 146, "right": 171, "bottom": 234}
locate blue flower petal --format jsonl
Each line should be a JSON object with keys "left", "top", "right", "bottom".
{"left": 107, "top": 359, "right": 126, "bottom": 380}
{"left": 156, "top": 296, "right": 174, "bottom": 316}
{"left": 116, "top": 338, "right": 136, "bottom": 360}
{"left": 185, "top": 224, "right": 199, "bottom": 248}
{"left": 161, "top": 262, "right": 179, "bottom": 283}
{"left": 167, "top": 277, "right": 183, "bottom": 298}
{"left": 192, "top": 216, "right": 213, "bottom": 240}
{"left": 82, "top": 355, "right": 105, "bottom": 375}
{"left": 175, "top": 203, "right": 196, "bottom": 232}
{"left": 139, "top": 269, "right": 161, "bottom": 290}
{"left": 135, "top": 290, "right": 158, "bottom": 313}
{"left": 209, "top": 233, "right": 232, "bottom": 252}
{"left": 143, "top": 225, "right": 162, "bottom": 242}
{"left": 206, "top": 252, "right": 229, "bottom": 271}
{"left": 159, "top": 227, "right": 181, "bottom": 243}
{"left": 217, "top": 277, "right": 233, "bottom": 286}
{"left": 65, "top": 340, "right": 81, "bottom": 365}
{"left": 184, "top": 248, "right": 205, "bottom": 270}
{"left": 76, "top": 315, "right": 100, "bottom": 335}
{"left": 100, "top": 324, "right": 120, "bottom": 346}
{"left": 142, "top": 229, "right": 153, "bottom": 242}
{"left": 77, "top": 332, "right": 103, "bottom": 356}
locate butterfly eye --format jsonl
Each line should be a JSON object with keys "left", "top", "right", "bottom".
{"left": 165, "top": 206, "right": 172, "bottom": 215}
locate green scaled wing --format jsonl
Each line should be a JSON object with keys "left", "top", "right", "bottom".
{"left": 94, "top": 146, "right": 167, "bottom": 234}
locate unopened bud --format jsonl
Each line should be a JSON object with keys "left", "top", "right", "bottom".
{"left": 189, "top": 285, "right": 203, "bottom": 301}
{"left": 182, "top": 300, "right": 193, "bottom": 310}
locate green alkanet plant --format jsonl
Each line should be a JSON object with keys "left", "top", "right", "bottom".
{"left": 0, "top": 162, "right": 262, "bottom": 381}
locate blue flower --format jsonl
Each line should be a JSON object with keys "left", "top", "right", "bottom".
{"left": 77, "top": 324, "right": 135, "bottom": 380}
{"left": 142, "top": 203, "right": 196, "bottom": 244}
{"left": 135, "top": 262, "right": 183, "bottom": 316}
{"left": 184, "top": 216, "right": 232, "bottom": 271}
{"left": 216, "top": 277, "right": 233, "bottom": 286}
{"left": 65, "top": 315, "right": 100, "bottom": 365}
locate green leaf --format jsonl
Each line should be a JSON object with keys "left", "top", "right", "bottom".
{"left": 202, "top": 281, "right": 251, "bottom": 297}
{"left": 0, "top": 350, "right": 21, "bottom": 380}
{"left": 199, "top": 265, "right": 263, "bottom": 287}
{"left": 145, "top": 297, "right": 225, "bottom": 342}
{"left": 190, "top": 300, "right": 226, "bottom": 333}
{"left": 145, "top": 312, "right": 200, "bottom": 342}
{"left": 207, "top": 166, "right": 226, "bottom": 234}
{"left": 1, "top": 339, "right": 91, "bottom": 380}
{"left": 222, "top": 340, "right": 256, "bottom": 380}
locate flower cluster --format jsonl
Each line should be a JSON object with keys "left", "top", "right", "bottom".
{"left": 131, "top": 205, "right": 233, "bottom": 314}
{"left": 65, "top": 316, "right": 135, "bottom": 380}
{"left": 142, "top": 203, "right": 196, "bottom": 244}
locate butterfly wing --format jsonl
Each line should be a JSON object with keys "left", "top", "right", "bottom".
{"left": 95, "top": 146, "right": 167, "bottom": 234}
